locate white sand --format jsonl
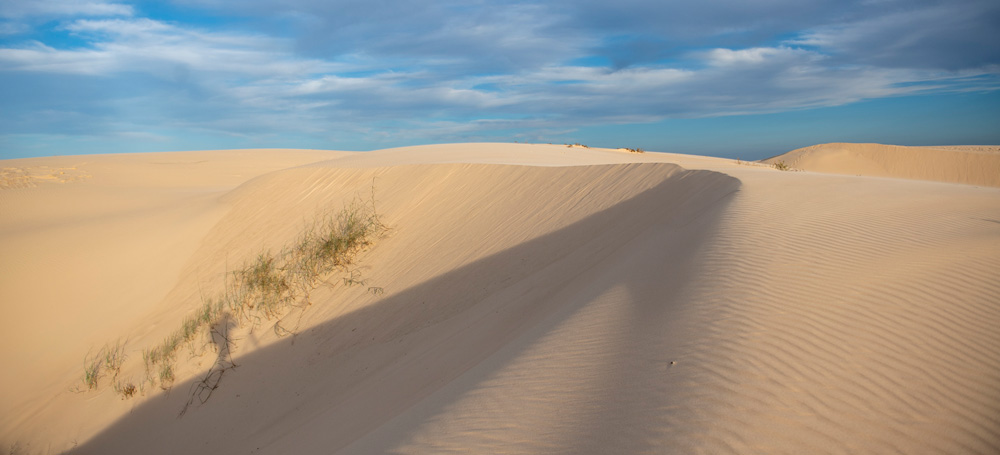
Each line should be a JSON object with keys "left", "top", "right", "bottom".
{"left": 764, "top": 142, "right": 1000, "bottom": 187}
{"left": 1, "top": 143, "right": 998, "bottom": 454}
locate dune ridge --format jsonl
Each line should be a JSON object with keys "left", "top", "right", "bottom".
{"left": 1, "top": 143, "right": 999, "bottom": 454}
{"left": 764, "top": 142, "right": 1000, "bottom": 187}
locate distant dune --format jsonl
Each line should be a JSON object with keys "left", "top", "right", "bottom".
{"left": 1, "top": 143, "right": 998, "bottom": 454}
{"left": 763, "top": 142, "right": 1000, "bottom": 187}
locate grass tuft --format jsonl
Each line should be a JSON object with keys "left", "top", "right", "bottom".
{"left": 158, "top": 362, "right": 174, "bottom": 388}
{"left": 83, "top": 351, "right": 102, "bottom": 390}
{"left": 113, "top": 379, "right": 137, "bottom": 399}
{"left": 773, "top": 160, "right": 791, "bottom": 171}
{"left": 103, "top": 339, "right": 127, "bottom": 381}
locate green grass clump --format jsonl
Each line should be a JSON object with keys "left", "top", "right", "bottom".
{"left": 83, "top": 352, "right": 102, "bottom": 390}
{"left": 773, "top": 160, "right": 791, "bottom": 171}
{"left": 79, "top": 339, "right": 127, "bottom": 391}
{"left": 158, "top": 362, "right": 175, "bottom": 388}
{"left": 103, "top": 339, "right": 127, "bottom": 379}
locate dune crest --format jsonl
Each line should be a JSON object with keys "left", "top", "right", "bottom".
{"left": 1, "top": 143, "right": 998, "bottom": 454}
{"left": 764, "top": 142, "right": 1000, "bottom": 187}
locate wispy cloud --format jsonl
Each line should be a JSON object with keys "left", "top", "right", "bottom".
{"left": 790, "top": 1, "right": 1000, "bottom": 70}
{"left": 0, "top": 0, "right": 133, "bottom": 19}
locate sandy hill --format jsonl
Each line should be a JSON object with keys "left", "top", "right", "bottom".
{"left": 1, "top": 143, "right": 998, "bottom": 454}
{"left": 764, "top": 142, "right": 1000, "bottom": 187}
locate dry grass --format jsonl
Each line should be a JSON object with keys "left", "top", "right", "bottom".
{"left": 113, "top": 379, "right": 137, "bottom": 399}
{"left": 82, "top": 191, "right": 387, "bottom": 396}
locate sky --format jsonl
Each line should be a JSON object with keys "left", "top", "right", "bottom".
{"left": 1, "top": 0, "right": 998, "bottom": 160}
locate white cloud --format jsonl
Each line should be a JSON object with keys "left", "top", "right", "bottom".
{"left": 63, "top": 18, "right": 173, "bottom": 35}
{"left": 0, "top": 0, "right": 133, "bottom": 19}
{"left": 0, "top": 41, "right": 115, "bottom": 75}
{"left": 0, "top": 18, "right": 343, "bottom": 78}
{"left": 702, "top": 47, "right": 817, "bottom": 67}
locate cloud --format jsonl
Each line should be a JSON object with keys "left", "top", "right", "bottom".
{"left": 0, "top": 0, "right": 133, "bottom": 19}
{"left": 0, "top": 17, "right": 341, "bottom": 77}
{"left": 790, "top": 0, "right": 1000, "bottom": 70}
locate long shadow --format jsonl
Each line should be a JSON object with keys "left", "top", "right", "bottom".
{"left": 71, "top": 165, "right": 740, "bottom": 454}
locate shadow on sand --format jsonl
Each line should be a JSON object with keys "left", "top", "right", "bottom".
{"left": 71, "top": 166, "right": 740, "bottom": 454}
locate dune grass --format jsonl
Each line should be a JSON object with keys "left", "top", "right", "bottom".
{"left": 103, "top": 339, "right": 127, "bottom": 377}
{"left": 82, "top": 352, "right": 101, "bottom": 391}
{"left": 773, "top": 160, "right": 791, "bottom": 171}
{"left": 80, "top": 339, "right": 128, "bottom": 391}
{"left": 82, "top": 193, "right": 387, "bottom": 397}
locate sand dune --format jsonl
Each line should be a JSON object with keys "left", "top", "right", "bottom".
{"left": 764, "top": 142, "right": 1000, "bottom": 187}
{"left": 1, "top": 143, "right": 998, "bottom": 454}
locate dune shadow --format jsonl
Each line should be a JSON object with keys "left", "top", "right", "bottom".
{"left": 71, "top": 166, "right": 740, "bottom": 455}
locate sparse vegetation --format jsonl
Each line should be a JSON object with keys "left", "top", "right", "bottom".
{"left": 624, "top": 147, "right": 645, "bottom": 154}
{"left": 566, "top": 143, "right": 589, "bottom": 148}
{"left": 103, "top": 339, "right": 127, "bottom": 378}
{"left": 79, "top": 339, "right": 128, "bottom": 391}
{"left": 158, "top": 362, "right": 175, "bottom": 388}
{"left": 773, "top": 160, "right": 791, "bottom": 171}
{"left": 113, "top": 379, "right": 137, "bottom": 399}
{"left": 82, "top": 351, "right": 102, "bottom": 390}
{"left": 83, "top": 189, "right": 387, "bottom": 397}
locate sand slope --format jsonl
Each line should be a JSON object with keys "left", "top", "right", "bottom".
{"left": 764, "top": 142, "right": 1000, "bottom": 187}
{"left": 1, "top": 144, "right": 999, "bottom": 454}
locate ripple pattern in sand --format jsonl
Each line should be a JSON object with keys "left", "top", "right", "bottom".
{"left": 671, "top": 177, "right": 1000, "bottom": 454}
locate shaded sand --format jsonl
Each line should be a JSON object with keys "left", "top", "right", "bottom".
{"left": 1, "top": 144, "right": 998, "bottom": 454}
{"left": 764, "top": 142, "right": 1000, "bottom": 187}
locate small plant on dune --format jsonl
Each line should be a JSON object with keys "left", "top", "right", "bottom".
{"left": 773, "top": 160, "right": 791, "bottom": 171}
{"left": 158, "top": 362, "right": 175, "bottom": 388}
{"left": 82, "top": 351, "right": 102, "bottom": 390}
{"left": 103, "top": 339, "right": 127, "bottom": 377}
{"left": 239, "top": 252, "right": 291, "bottom": 318}
{"left": 142, "top": 348, "right": 155, "bottom": 386}
{"left": 343, "top": 269, "right": 367, "bottom": 287}
{"left": 625, "top": 147, "right": 645, "bottom": 154}
{"left": 113, "top": 379, "right": 137, "bottom": 399}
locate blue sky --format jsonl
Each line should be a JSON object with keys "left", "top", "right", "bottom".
{"left": 1, "top": 0, "right": 998, "bottom": 160}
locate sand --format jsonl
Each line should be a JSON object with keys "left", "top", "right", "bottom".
{"left": 764, "top": 142, "right": 1000, "bottom": 187}
{"left": 1, "top": 143, "right": 998, "bottom": 454}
